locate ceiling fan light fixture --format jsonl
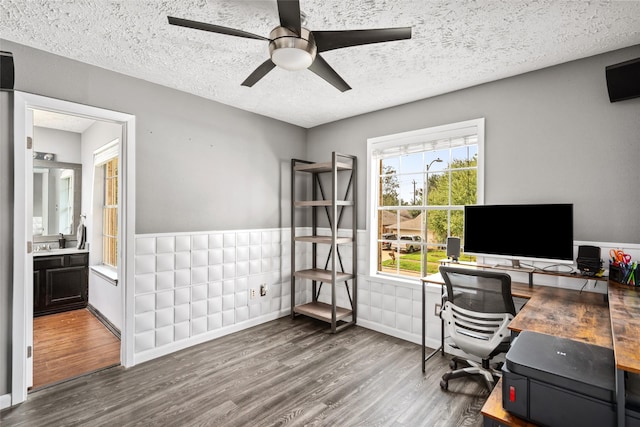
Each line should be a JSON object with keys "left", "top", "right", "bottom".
{"left": 271, "top": 48, "right": 313, "bottom": 70}
{"left": 269, "top": 27, "right": 317, "bottom": 71}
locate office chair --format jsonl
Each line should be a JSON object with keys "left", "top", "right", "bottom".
{"left": 438, "top": 265, "right": 516, "bottom": 391}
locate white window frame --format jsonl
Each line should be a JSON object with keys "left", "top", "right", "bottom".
{"left": 366, "top": 118, "right": 485, "bottom": 281}
{"left": 93, "top": 139, "right": 119, "bottom": 269}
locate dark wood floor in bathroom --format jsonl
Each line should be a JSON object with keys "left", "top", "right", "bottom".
{"left": 4, "top": 316, "right": 487, "bottom": 426}
{"left": 32, "top": 308, "right": 120, "bottom": 390}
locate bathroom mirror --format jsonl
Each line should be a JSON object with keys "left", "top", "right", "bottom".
{"left": 33, "top": 159, "right": 82, "bottom": 242}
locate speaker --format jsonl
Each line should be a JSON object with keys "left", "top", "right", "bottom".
{"left": 446, "top": 237, "right": 461, "bottom": 262}
{"left": 606, "top": 57, "right": 640, "bottom": 102}
{"left": 0, "top": 51, "right": 15, "bottom": 91}
{"left": 577, "top": 245, "right": 601, "bottom": 276}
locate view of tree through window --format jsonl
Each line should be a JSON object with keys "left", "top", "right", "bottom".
{"left": 372, "top": 122, "right": 482, "bottom": 279}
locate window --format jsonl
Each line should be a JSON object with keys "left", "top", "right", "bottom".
{"left": 93, "top": 139, "right": 119, "bottom": 268}
{"left": 368, "top": 119, "right": 484, "bottom": 279}
{"left": 103, "top": 157, "right": 118, "bottom": 267}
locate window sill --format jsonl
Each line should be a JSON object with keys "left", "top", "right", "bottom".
{"left": 90, "top": 265, "right": 118, "bottom": 286}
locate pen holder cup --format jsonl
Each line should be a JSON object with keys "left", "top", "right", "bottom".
{"left": 609, "top": 261, "right": 638, "bottom": 286}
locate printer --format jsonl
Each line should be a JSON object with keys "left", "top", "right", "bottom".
{"left": 502, "top": 330, "right": 640, "bottom": 427}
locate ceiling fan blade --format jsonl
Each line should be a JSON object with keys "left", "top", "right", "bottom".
{"left": 276, "top": 0, "right": 301, "bottom": 34}
{"left": 168, "top": 16, "right": 268, "bottom": 41}
{"left": 241, "top": 59, "right": 276, "bottom": 87}
{"left": 313, "top": 27, "right": 412, "bottom": 52}
{"left": 308, "top": 54, "right": 351, "bottom": 92}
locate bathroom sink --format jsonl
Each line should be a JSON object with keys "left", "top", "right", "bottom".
{"left": 33, "top": 247, "right": 89, "bottom": 257}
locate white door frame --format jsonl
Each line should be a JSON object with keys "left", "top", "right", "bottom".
{"left": 12, "top": 92, "right": 136, "bottom": 405}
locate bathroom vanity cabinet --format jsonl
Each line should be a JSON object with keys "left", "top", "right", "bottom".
{"left": 33, "top": 250, "right": 89, "bottom": 316}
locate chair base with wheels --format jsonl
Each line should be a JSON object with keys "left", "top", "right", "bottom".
{"left": 440, "top": 354, "right": 504, "bottom": 391}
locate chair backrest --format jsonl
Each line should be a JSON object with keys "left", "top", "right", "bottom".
{"left": 439, "top": 265, "right": 516, "bottom": 358}
{"left": 439, "top": 265, "right": 516, "bottom": 316}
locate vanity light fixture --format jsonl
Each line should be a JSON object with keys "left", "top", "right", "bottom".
{"left": 33, "top": 151, "right": 56, "bottom": 161}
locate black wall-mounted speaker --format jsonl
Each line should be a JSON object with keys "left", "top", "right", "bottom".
{"left": 0, "top": 51, "right": 15, "bottom": 91}
{"left": 446, "top": 237, "right": 461, "bottom": 261}
{"left": 606, "top": 57, "right": 640, "bottom": 103}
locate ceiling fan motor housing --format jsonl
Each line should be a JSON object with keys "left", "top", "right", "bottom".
{"left": 269, "top": 27, "right": 317, "bottom": 71}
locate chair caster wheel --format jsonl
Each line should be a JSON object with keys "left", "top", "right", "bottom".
{"left": 440, "top": 379, "right": 448, "bottom": 390}
{"left": 449, "top": 360, "right": 457, "bottom": 370}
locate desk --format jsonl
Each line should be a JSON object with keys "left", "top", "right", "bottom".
{"left": 422, "top": 260, "right": 607, "bottom": 371}
{"left": 480, "top": 285, "right": 611, "bottom": 426}
{"left": 423, "top": 265, "right": 637, "bottom": 426}
{"left": 608, "top": 282, "right": 640, "bottom": 427}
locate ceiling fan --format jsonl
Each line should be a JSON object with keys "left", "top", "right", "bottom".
{"left": 168, "top": 0, "right": 412, "bottom": 92}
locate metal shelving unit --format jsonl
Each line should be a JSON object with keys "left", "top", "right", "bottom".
{"left": 291, "top": 152, "right": 357, "bottom": 333}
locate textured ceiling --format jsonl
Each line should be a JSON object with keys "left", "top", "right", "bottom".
{"left": 2, "top": 1, "right": 640, "bottom": 128}
{"left": 33, "top": 109, "right": 96, "bottom": 133}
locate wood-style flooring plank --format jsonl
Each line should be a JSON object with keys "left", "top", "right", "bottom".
{"left": 32, "top": 309, "right": 120, "bottom": 390}
{"left": 3, "top": 317, "right": 487, "bottom": 426}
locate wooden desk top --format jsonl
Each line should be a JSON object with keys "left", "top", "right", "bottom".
{"left": 608, "top": 281, "right": 640, "bottom": 374}
{"left": 508, "top": 286, "right": 612, "bottom": 349}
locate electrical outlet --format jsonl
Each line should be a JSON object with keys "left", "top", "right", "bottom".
{"left": 250, "top": 288, "right": 256, "bottom": 299}
{"left": 260, "top": 284, "right": 267, "bottom": 296}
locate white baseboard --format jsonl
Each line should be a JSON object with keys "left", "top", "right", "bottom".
{"left": 357, "top": 319, "right": 440, "bottom": 350}
{"left": 0, "top": 393, "right": 12, "bottom": 410}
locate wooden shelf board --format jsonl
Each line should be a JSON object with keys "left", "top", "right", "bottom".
{"left": 294, "top": 302, "right": 353, "bottom": 322}
{"left": 295, "top": 236, "right": 353, "bottom": 244}
{"left": 294, "top": 161, "right": 352, "bottom": 173}
{"left": 294, "top": 268, "right": 353, "bottom": 282}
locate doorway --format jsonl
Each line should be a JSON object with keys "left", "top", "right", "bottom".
{"left": 12, "top": 92, "right": 136, "bottom": 405}
{"left": 30, "top": 108, "right": 123, "bottom": 390}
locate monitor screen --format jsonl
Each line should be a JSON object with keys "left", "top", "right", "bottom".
{"left": 463, "top": 204, "right": 574, "bottom": 263}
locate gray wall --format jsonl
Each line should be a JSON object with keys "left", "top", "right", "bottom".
{"left": 0, "top": 39, "right": 307, "bottom": 397}
{"left": 307, "top": 44, "right": 640, "bottom": 244}
{"left": 3, "top": 39, "right": 307, "bottom": 233}
{"left": 33, "top": 127, "right": 81, "bottom": 163}
{"left": 81, "top": 120, "right": 123, "bottom": 330}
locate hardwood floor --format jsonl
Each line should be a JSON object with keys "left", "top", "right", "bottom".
{"left": 4, "top": 317, "right": 488, "bottom": 426}
{"left": 32, "top": 309, "right": 120, "bottom": 390}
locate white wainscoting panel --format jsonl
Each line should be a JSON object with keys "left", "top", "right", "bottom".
{"left": 133, "top": 228, "right": 293, "bottom": 363}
